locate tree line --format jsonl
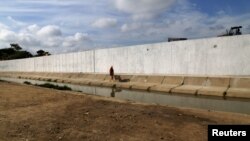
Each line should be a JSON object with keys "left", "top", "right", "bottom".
{"left": 0, "top": 43, "right": 51, "bottom": 60}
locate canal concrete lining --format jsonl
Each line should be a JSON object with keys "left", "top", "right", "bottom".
{"left": 0, "top": 72, "right": 250, "bottom": 99}
{"left": 0, "top": 35, "right": 250, "bottom": 76}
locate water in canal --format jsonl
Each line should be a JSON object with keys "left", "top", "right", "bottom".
{"left": 1, "top": 77, "right": 250, "bottom": 115}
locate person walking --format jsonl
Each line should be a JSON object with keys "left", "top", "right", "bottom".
{"left": 109, "top": 66, "right": 114, "bottom": 81}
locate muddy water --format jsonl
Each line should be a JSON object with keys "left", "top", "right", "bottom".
{"left": 1, "top": 77, "right": 250, "bottom": 115}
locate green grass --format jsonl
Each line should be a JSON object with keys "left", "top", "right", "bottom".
{"left": 23, "top": 81, "right": 31, "bottom": 85}
{"left": 35, "top": 83, "right": 72, "bottom": 91}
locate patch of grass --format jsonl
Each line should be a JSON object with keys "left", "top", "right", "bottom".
{"left": 35, "top": 83, "right": 72, "bottom": 91}
{"left": 23, "top": 81, "right": 31, "bottom": 85}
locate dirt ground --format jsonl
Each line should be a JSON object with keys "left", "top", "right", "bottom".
{"left": 0, "top": 81, "right": 249, "bottom": 141}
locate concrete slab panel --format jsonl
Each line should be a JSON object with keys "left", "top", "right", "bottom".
{"left": 171, "top": 85, "right": 203, "bottom": 95}
{"left": 197, "top": 87, "right": 227, "bottom": 97}
{"left": 150, "top": 85, "right": 178, "bottom": 93}
{"left": 226, "top": 88, "right": 250, "bottom": 99}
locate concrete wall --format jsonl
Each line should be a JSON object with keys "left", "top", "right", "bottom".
{"left": 0, "top": 35, "right": 250, "bottom": 76}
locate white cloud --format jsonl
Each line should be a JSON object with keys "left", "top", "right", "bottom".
{"left": 74, "top": 33, "right": 90, "bottom": 41}
{"left": 26, "top": 24, "right": 40, "bottom": 33}
{"left": 63, "top": 32, "right": 90, "bottom": 47}
{"left": 0, "top": 22, "right": 91, "bottom": 53}
{"left": 42, "top": 37, "right": 62, "bottom": 47}
{"left": 17, "top": 0, "right": 87, "bottom": 6}
{"left": 7, "top": 16, "right": 26, "bottom": 27}
{"left": 116, "top": 7, "right": 250, "bottom": 45}
{"left": 0, "top": 29, "right": 17, "bottom": 42}
{"left": 92, "top": 18, "right": 117, "bottom": 28}
{"left": 37, "top": 25, "right": 62, "bottom": 37}
{"left": 17, "top": 33, "right": 40, "bottom": 46}
{"left": 0, "top": 6, "right": 45, "bottom": 13}
{"left": 121, "top": 23, "right": 149, "bottom": 32}
{"left": 1, "top": 0, "right": 250, "bottom": 53}
{"left": 115, "top": 0, "right": 176, "bottom": 20}
{"left": 0, "top": 23, "right": 9, "bottom": 29}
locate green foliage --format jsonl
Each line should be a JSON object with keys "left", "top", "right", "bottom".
{"left": 7, "top": 51, "right": 33, "bottom": 59}
{"left": 35, "top": 83, "right": 72, "bottom": 91}
{"left": 36, "top": 50, "right": 45, "bottom": 56}
{"left": 0, "top": 48, "right": 15, "bottom": 60}
{"left": 0, "top": 43, "right": 51, "bottom": 60}
{"left": 10, "top": 43, "right": 22, "bottom": 51}
{"left": 0, "top": 47, "right": 33, "bottom": 60}
{"left": 23, "top": 81, "right": 31, "bottom": 85}
{"left": 36, "top": 49, "right": 51, "bottom": 56}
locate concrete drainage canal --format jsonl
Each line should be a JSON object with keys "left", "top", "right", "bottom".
{"left": 1, "top": 77, "right": 250, "bottom": 115}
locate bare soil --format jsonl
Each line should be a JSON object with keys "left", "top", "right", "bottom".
{"left": 0, "top": 81, "right": 249, "bottom": 141}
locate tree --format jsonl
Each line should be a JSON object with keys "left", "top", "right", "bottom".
{"left": 7, "top": 51, "right": 33, "bottom": 59}
{"left": 0, "top": 44, "right": 34, "bottom": 60}
{"left": 0, "top": 48, "right": 33, "bottom": 60}
{"left": 37, "top": 50, "right": 45, "bottom": 56}
{"left": 36, "top": 50, "right": 51, "bottom": 56}
{"left": 10, "top": 43, "right": 22, "bottom": 51}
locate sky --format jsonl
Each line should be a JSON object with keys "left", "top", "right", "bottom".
{"left": 0, "top": 0, "right": 250, "bottom": 54}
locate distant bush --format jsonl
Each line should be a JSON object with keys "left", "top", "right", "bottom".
{"left": 0, "top": 47, "right": 33, "bottom": 60}
{"left": 23, "top": 81, "right": 31, "bottom": 85}
{"left": 0, "top": 43, "right": 51, "bottom": 60}
{"left": 36, "top": 83, "right": 72, "bottom": 91}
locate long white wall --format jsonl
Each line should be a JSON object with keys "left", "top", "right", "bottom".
{"left": 0, "top": 35, "right": 250, "bottom": 75}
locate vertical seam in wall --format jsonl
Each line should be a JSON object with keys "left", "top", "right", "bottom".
{"left": 71, "top": 54, "right": 73, "bottom": 73}
{"left": 171, "top": 45, "right": 172, "bottom": 74}
{"left": 33, "top": 59, "right": 35, "bottom": 72}
{"left": 127, "top": 49, "right": 129, "bottom": 73}
{"left": 160, "top": 76, "right": 165, "bottom": 84}
{"left": 42, "top": 57, "right": 44, "bottom": 72}
{"left": 93, "top": 50, "right": 95, "bottom": 73}
{"left": 225, "top": 77, "right": 231, "bottom": 97}
{"left": 205, "top": 45, "right": 208, "bottom": 75}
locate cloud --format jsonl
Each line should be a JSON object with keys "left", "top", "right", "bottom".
{"left": 115, "top": 0, "right": 176, "bottom": 20}
{"left": 37, "top": 25, "right": 62, "bottom": 37}
{"left": 17, "top": 33, "right": 41, "bottom": 46}
{"left": 0, "top": 23, "right": 9, "bottom": 29}
{"left": 7, "top": 16, "right": 26, "bottom": 27}
{"left": 121, "top": 23, "right": 139, "bottom": 32}
{"left": 92, "top": 18, "right": 117, "bottom": 28}
{"left": 17, "top": 0, "right": 88, "bottom": 6}
{"left": 0, "top": 6, "right": 45, "bottom": 13}
{"left": 74, "top": 33, "right": 90, "bottom": 41}
{"left": 0, "top": 22, "right": 91, "bottom": 53}
{"left": 26, "top": 24, "right": 40, "bottom": 33}
{"left": 63, "top": 33, "right": 90, "bottom": 47}
{"left": 1, "top": 0, "right": 250, "bottom": 54}
{"left": 0, "top": 29, "right": 17, "bottom": 42}
{"left": 116, "top": 6, "right": 250, "bottom": 46}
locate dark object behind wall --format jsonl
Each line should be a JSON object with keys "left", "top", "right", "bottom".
{"left": 168, "top": 38, "right": 188, "bottom": 42}
{"left": 218, "top": 26, "right": 242, "bottom": 37}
